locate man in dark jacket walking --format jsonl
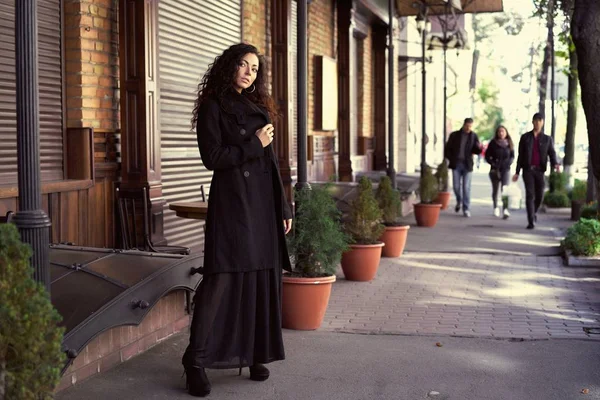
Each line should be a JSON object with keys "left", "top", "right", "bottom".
{"left": 444, "top": 118, "right": 483, "bottom": 217}
{"left": 512, "top": 113, "right": 559, "bottom": 229}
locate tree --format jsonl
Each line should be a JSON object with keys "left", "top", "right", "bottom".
{"left": 474, "top": 80, "right": 504, "bottom": 142}
{"left": 571, "top": 0, "right": 600, "bottom": 209}
{"left": 536, "top": 0, "right": 555, "bottom": 115}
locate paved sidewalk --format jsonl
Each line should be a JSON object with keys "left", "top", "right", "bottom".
{"left": 399, "top": 172, "right": 573, "bottom": 256}
{"left": 323, "top": 253, "right": 600, "bottom": 340}
{"left": 56, "top": 172, "right": 600, "bottom": 399}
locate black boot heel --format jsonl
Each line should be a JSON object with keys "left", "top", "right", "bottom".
{"left": 184, "top": 366, "right": 211, "bottom": 397}
{"left": 249, "top": 364, "right": 270, "bottom": 381}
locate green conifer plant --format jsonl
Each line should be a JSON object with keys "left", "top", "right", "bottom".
{"left": 288, "top": 185, "right": 349, "bottom": 278}
{"left": 345, "top": 177, "right": 385, "bottom": 244}
{"left": 376, "top": 176, "right": 403, "bottom": 226}
{"left": 0, "top": 224, "right": 65, "bottom": 400}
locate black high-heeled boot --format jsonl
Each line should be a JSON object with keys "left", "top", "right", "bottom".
{"left": 184, "top": 366, "right": 211, "bottom": 397}
{"left": 249, "top": 364, "right": 270, "bottom": 381}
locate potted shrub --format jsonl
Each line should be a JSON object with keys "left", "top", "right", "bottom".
{"left": 414, "top": 166, "right": 442, "bottom": 227}
{"left": 283, "top": 184, "right": 349, "bottom": 330}
{"left": 570, "top": 180, "right": 587, "bottom": 221}
{"left": 0, "top": 223, "right": 65, "bottom": 399}
{"left": 375, "top": 176, "right": 410, "bottom": 258}
{"left": 580, "top": 201, "right": 599, "bottom": 220}
{"left": 341, "top": 176, "right": 385, "bottom": 281}
{"left": 434, "top": 161, "right": 451, "bottom": 210}
{"left": 561, "top": 218, "right": 600, "bottom": 257}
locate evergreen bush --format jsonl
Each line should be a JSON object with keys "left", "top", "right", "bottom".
{"left": 419, "top": 166, "right": 439, "bottom": 204}
{"left": 543, "top": 190, "right": 571, "bottom": 208}
{"left": 571, "top": 180, "right": 587, "bottom": 202}
{"left": 434, "top": 161, "right": 449, "bottom": 192}
{"left": 561, "top": 218, "right": 600, "bottom": 256}
{"left": 0, "top": 224, "right": 65, "bottom": 400}
{"left": 548, "top": 171, "right": 568, "bottom": 193}
{"left": 345, "top": 177, "right": 385, "bottom": 245}
{"left": 375, "top": 176, "right": 403, "bottom": 226}
{"left": 580, "top": 202, "right": 599, "bottom": 220}
{"left": 288, "top": 185, "right": 349, "bottom": 277}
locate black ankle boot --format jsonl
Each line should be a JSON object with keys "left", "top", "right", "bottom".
{"left": 185, "top": 366, "right": 211, "bottom": 397}
{"left": 249, "top": 364, "right": 270, "bottom": 381}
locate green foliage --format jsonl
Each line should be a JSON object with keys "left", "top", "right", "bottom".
{"left": 548, "top": 171, "right": 569, "bottom": 193}
{"left": 543, "top": 190, "right": 571, "bottom": 208}
{"left": 419, "top": 166, "right": 439, "bottom": 204}
{"left": 434, "top": 161, "right": 449, "bottom": 192}
{"left": 0, "top": 224, "right": 65, "bottom": 400}
{"left": 561, "top": 218, "right": 600, "bottom": 256}
{"left": 475, "top": 80, "right": 505, "bottom": 141}
{"left": 288, "top": 185, "right": 349, "bottom": 278}
{"left": 580, "top": 202, "right": 600, "bottom": 220}
{"left": 571, "top": 180, "right": 587, "bottom": 202}
{"left": 375, "top": 176, "right": 402, "bottom": 226}
{"left": 345, "top": 177, "right": 385, "bottom": 245}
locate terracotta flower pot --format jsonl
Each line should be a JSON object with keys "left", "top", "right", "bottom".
{"left": 282, "top": 275, "right": 336, "bottom": 330}
{"left": 379, "top": 225, "right": 410, "bottom": 257}
{"left": 414, "top": 203, "right": 442, "bottom": 227}
{"left": 435, "top": 191, "right": 451, "bottom": 210}
{"left": 340, "top": 242, "right": 385, "bottom": 281}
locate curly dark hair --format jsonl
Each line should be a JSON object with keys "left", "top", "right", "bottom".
{"left": 191, "top": 43, "right": 278, "bottom": 129}
{"left": 494, "top": 125, "right": 514, "bottom": 151}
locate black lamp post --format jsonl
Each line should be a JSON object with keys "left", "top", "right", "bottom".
{"left": 387, "top": 0, "right": 396, "bottom": 188}
{"left": 295, "top": 0, "right": 309, "bottom": 191}
{"left": 416, "top": 11, "right": 431, "bottom": 178}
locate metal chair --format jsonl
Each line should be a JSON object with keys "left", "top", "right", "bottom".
{"left": 0, "top": 211, "right": 14, "bottom": 224}
{"left": 116, "top": 187, "right": 190, "bottom": 255}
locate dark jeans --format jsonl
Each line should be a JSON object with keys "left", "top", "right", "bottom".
{"left": 522, "top": 168, "right": 545, "bottom": 225}
{"left": 490, "top": 169, "right": 510, "bottom": 209}
{"left": 452, "top": 162, "right": 472, "bottom": 211}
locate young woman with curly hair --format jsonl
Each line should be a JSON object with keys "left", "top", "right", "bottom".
{"left": 182, "top": 43, "right": 293, "bottom": 397}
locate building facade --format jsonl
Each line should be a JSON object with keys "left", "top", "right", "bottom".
{"left": 0, "top": 0, "right": 442, "bottom": 389}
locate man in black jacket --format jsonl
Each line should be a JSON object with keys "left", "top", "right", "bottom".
{"left": 444, "top": 118, "right": 483, "bottom": 217}
{"left": 512, "top": 113, "right": 559, "bottom": 229}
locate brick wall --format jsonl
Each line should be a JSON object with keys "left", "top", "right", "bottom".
{"left": 64, "top": 0, "right": 119, "bottom": 130}
{"left": 308, "top": 0, "right": 336, "bottom": 135}
{"left": 57, "top": 291, "right": 189, "bottom": 392}
{"left": 243, "top": 0, "right": 269, "bottom": 54}
{"left": 358, "top": 27, "right": 373, "bottom": 138}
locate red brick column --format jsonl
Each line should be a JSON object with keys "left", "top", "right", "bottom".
{"left": 64, "top": 0, "right": 120, "bottom": 130}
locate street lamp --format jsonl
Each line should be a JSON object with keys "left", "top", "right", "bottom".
{"left": 416, "top": 11, "right": 431, "bottom": 177}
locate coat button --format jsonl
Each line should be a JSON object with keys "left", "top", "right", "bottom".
{"left": 239, "top": 128, "right": 246, "bottom": 135}
{"left": 244, "top": 171, "right": 250, "bottom": 177}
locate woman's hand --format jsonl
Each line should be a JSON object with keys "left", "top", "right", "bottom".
{"left": 512, "top": 173, "right": 519, "bottom": 182}
{"left": 255, "top": 124, "right": 274, "bottom": 148}
{"left": 283, "top": 219, "right": 292, "bottom": 235}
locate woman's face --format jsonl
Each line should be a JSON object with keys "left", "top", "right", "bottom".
{"left": 233, "top": 53, "right": 259, "bottom": 93}
{"left": 497, "top": 127, "right": 507, "bottom": 139}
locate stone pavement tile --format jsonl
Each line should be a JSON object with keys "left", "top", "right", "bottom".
{"left": 325, "top": 252, "right": 600, "bottom": 341}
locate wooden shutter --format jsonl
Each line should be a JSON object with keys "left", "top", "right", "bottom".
{"left": 0, "top": 0, "right": 63, "bottom": 185}
{"left": 158, "top": 0, "right": 241, "bottom": 249}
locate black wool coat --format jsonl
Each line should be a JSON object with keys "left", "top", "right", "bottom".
{"left": 196, "top": 90, "right": 292, "bottom": 275}
{"left": 485, "top": 139, "right": 514, "bottom": 172}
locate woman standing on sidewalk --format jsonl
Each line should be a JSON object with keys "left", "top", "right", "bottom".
{"left": 485, "top": 125, "right": 514, "bottom": 219}
{"left": 182, "top": 43, "right": 293, "bottom": 397}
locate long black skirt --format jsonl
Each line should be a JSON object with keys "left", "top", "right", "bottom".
{"left": 182, "top": 265, "right": 285, "bottom": 369}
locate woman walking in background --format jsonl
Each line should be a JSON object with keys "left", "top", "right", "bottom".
{"left": 485, "top": 125, "right": 515, "bottom": 219}
{"left": 182, "top": 43, "right": 293, "bottom": 397}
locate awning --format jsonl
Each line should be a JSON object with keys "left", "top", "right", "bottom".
{"left": 396, "top": 0, "right": 504, "bottom": 16}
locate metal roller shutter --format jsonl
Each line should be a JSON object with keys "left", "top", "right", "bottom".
{"left": 158, "top": 0, "right": 241, "bottom": 250}
{"left": 0, "top": 0, "right": 64, "bottom": 185}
